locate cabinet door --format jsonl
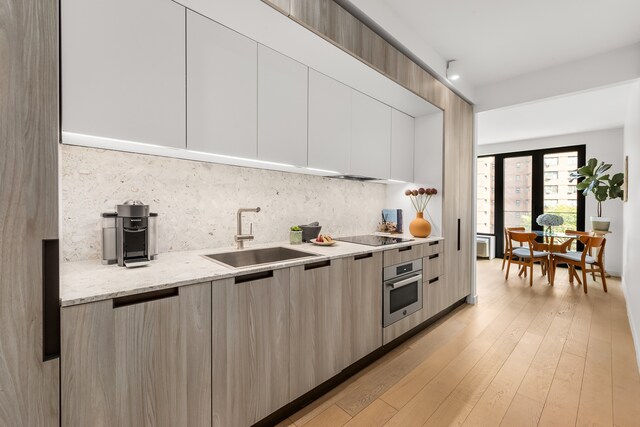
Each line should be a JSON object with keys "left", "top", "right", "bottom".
{"left": 258, "top": 45, "right": 308, "bottom": 166}
{"left": 424, "top": 276, "right": 447, "bottom": 319}
{"left": 212, "top": 270, "right": 290, "bottom": 427}
{"left": 350, "top": 91, "right": 391, "bottom": 179}
{"left": 342, "top": 252, "right": 383, "bottom": 367}
{"left": 187, "top": 11, "right": 258, "bottom": 158}
{"left": 61, "top": 0, "right": 186, "bottom": 148}
{"left": 414, "top": 112, "right": 444, "bottom": 185}
{"left": 390, "top": 109, "right": 415, "bottom": 182}
{"left": 290, "top": 260, "right": 344, "bottom": 399}
{"left": 308, "top": 70, "right": 351, "bottom": 173}
{"left": 442, "top": 94, "right": 473, "bottom": 302}
{"left": 61, "top": 283, "right": 212, "bottom": 427}
{"left": 457, "top": 101, "right": 474, "bottom": 300}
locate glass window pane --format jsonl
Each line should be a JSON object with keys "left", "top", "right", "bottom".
{"left": 476, "top": 156, "right": 495, "bottom": 234}
{"left": 543, "top": 152, "right": 579, "bottom": 232}
{"left": 504, "top": 156, "right": 533, "bottom": 231}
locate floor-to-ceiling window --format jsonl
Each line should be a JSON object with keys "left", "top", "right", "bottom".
{"left": 477, "top": 145, "right": 586, "bottom": 256}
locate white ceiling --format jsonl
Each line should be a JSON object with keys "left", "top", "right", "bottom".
{"left": 348, "top": 0, "right": 640, "bottom": 88}
{"left": 477, "top": 82, "right": 634, "bottom": 145}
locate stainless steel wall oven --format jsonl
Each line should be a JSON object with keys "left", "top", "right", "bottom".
{"left": 383, "top": 259, "right": 423, "bottom": 327}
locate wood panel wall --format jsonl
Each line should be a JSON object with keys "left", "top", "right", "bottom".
{"left": 0, "top": 0, "right": 60, "bottom": 425}
{"left": 263, "top": 0, "right": 474, "bottom": 299}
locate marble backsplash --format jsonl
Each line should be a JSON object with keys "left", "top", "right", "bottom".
{"left": 61, "top": 145, "right": 387, "bottom": 262}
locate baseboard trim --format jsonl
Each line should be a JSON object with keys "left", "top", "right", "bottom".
{"left": 253, "top": 298, "right": 468, "bottom": 427}
{"left": 621, "top": 277, "right": 640, "bottom": 375}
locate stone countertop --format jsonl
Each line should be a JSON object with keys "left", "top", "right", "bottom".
{"left": 60, "top": 233, "right": 443, "bottom": 307}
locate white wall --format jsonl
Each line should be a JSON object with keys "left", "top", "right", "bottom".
{"left": 478, "top": 128, "right": 625, "bottom": 275}
{"left": 475, "top": 43, "right": 640, "bottom": 112}
{"left": 623, "top": 82, "right": 640, "bottom": 370}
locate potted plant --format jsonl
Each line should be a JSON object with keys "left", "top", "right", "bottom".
{"left": 569, "top": 158, "right": 624, "bottom": 232}
{"left": 404, "top": 187, "right": 438, "bottom": 238}
{"left": 289, "top": 226, "right": 303, "bottom": 244}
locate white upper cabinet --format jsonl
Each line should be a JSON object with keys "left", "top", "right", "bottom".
{"left": 390, "top": 109, "right": 415, "bottom": 183}
{"left": 414, "top": 111, "right": 444, "bottom": 185}
{"left": 187, "top": 11, "right": 258, "bottom": 158}
{"left": 350, "top": 91, "right": 391, "bottom": 179}
{"left": 308, "top": 70, "right": 352, "bottom": 174}
{"left": 257, "top": 45, "right": 308, "bottom": 167}
{"left": 61, "top": 0, "right": 186, "bottom": 148}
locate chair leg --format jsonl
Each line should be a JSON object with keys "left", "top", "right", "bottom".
{"left": 582, "top": 267, "right": 588, "bottom": 294}
{"left": 501, "top": 252, "right": 508, "bottom": 270}
{"left": 505, "top": 258, "right": 512, "bottom": 280}
{"left": 600, "top": 266, "right": 608, "bottom": 292}
{"left": 573, "top": 268, "right": 582, "bottom": 286}
{"left": 546, "top": 259, "right": 550, "bottom": 283}
{"left": 550, "top": 259, "right": 556, "bottom": 286}
{"left": 530, "top": 264, "right": 533, "bottom": 287}
{"left": 568, "top": 265, "right": 574, "bottom": 284}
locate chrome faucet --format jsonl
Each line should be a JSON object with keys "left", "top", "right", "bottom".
{"left": 235, "top": 207, "right": 261, "bottom": 249}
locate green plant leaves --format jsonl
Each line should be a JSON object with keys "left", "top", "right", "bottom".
{"left": 571, "top": 158, "right": 625, "bottom": 213}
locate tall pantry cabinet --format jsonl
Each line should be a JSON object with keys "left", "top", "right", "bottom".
{"left": 0, "top": 0, "right": 60, "bottom": 425}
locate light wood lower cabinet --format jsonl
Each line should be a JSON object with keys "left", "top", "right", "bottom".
{"left": 424, "top": 276, "right": 448, "bottom": 320}
{"left": 383, "top": 244, "right": 425, "bottom": 267}
{"left": 61, "top": 282, "right": 212, "bottom": 427}
{"left": 342, "top": 252, "right": 383, "bottom": 367}
{"left": 290, "top": 260, "right": 344, "bottom": 399}
{"left": 211, "top": 269, "right": 290, "bottom": 427}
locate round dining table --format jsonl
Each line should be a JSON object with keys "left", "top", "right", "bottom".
{"left": 532, "top": 231, "right": 581, "bottom": 284}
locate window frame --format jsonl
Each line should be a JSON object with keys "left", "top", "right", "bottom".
{"left": 477, "top": 145, "right": 586, "bottom": 257}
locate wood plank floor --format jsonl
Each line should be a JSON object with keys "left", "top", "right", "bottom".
{"left": 277, "top": 259, "right": 640, "bottom": 427}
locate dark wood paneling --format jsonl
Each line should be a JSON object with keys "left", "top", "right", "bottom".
{"left": 0, "top": 0, "right": 60, "bottom": 424}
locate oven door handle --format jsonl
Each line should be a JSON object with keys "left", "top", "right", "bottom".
{"left": 386, "top": 273, "right": 422, "bottom": 289}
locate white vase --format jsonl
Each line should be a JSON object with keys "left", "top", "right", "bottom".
{"left": 591, "top": 216, "right": 610, "bottom": 232}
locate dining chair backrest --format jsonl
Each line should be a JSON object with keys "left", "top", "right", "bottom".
{"left": 565, "top": 230, "right": 591, "bottom": 245}
{"left": 509, "top": 231, "right": 536, "bottom": 244}
{"left": 508, "top": 231, "right": 538, "bottom": 258}
{"left": 505, "top": 227, "right": 526, "bottom": 250}
{"left": 577, "top": 236, "right": 606, "bottom": 264}
{"left": 585, "top": 236, "right": 606, "bottom": 251}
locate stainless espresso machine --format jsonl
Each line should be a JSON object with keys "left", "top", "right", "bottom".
{"left": 102, "top": 200, "right": 158, "bottom": 267}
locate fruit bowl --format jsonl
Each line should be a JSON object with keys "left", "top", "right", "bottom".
{"left": 311, "top": 236, "right": 336, "bottom": 246}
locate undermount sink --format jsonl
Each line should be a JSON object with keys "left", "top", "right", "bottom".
{"left": 204, "top": 246, "right": 319, "bottom": 268}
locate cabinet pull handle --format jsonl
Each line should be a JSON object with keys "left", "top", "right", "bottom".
{"left": 354, "top": 252, "right": 373, "bottom": 260}
{"left": 457, "top": 219, "right": 461, "bottom": 251}
{"left": 305, "top": 260, "right": 331, "bottom": 270}
{"left": 235, "top": 270, "right": 274, "bottom": 284}
{"left": 399, "top": 246, "right": 412, "bottom": 252}
{"left": 429, "top": 277, "right": 440, "bottom": 284}
{"left": 429, "top": 241, "right": 439, "bottom": 246}
{"left": 428, "top": 254, "right": 439, "bottom": 260}
{"left": 113, "top": 287, "right": 179, "bottom": 308}
{"left": 43, "top": 239, "right": 60, "bottom": 361}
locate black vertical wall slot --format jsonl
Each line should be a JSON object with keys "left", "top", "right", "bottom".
{"left": 43, "top": 239, "right": 60, "bottom": 361}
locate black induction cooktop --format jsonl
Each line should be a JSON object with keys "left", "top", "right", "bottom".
{"left": 335, "top": 235, "right": 414, "bottom": 246}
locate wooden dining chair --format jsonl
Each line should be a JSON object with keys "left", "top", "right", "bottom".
{"left": 505, "top": 231, "right": 550, "bottom": 287}
{"left": 564, "top": 230, "right": 596, "bottom": 281}
{"left": 552, "top": 236, "right": 607, "bottom": 294}
{"left": 502, "top": 227, "right": 525, "bottom": 270}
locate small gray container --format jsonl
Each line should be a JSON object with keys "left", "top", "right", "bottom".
{"left": 300, "top": 225, "right": 322, "bottom": 242}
